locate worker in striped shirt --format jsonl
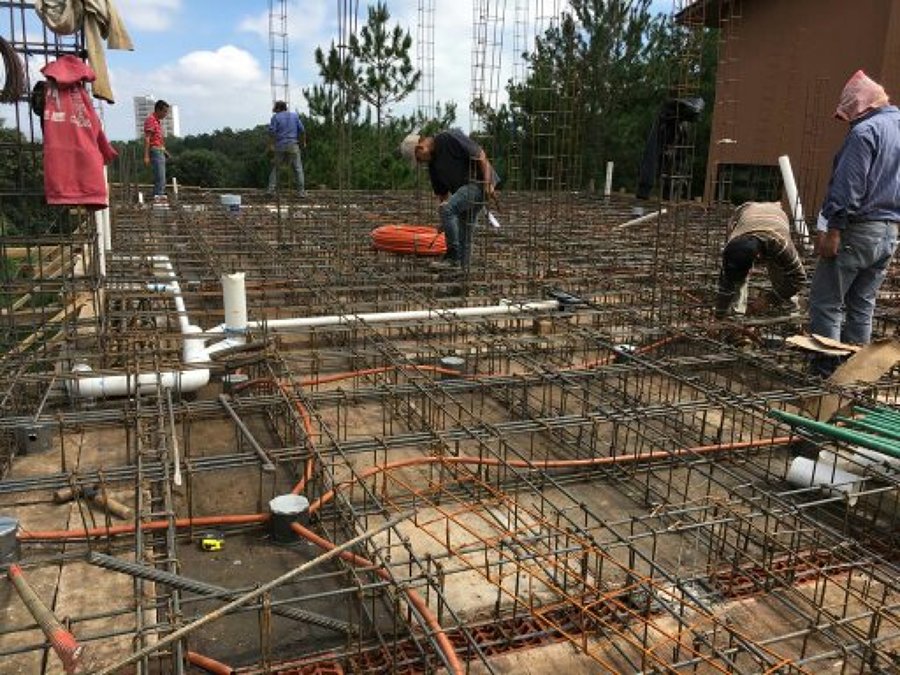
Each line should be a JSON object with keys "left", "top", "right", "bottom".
{"left": 715, "top": 201, "right": 806, "bottom": 319}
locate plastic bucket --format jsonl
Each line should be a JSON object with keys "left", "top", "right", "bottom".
{"left": 220, "top": 194, "right": 241, "bottom": 213}
{"left": 268, "top": 494, "right": 310, "bottom": 543}
{"left": 0, "top": 516, "right": 20, "bottom": 564}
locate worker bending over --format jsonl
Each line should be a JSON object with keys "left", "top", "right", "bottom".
{"left": 399, "top": 129, "right": 499, "bottom": 271}
{"left": 715, "top": 201, "right": 806, "bottom": 319}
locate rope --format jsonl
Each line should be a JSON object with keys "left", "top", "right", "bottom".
{"left": 370, "top": 224, "right": 447, "bottom": 256}
{"left": 0, "top": 36, "right": 27, "bottom": 103}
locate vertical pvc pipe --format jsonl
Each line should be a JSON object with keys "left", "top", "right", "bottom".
{"left": 222, "top": 272, "right": 248, "bottom": 335}
{"left": 93, "top": 211, "right": 106, "bottom": 277}
{"left": 172, "top": 176, "right": 179, "bottom": 198}
{"left": 778, "top": 155, "right": 812, "bottom": 249}
{"left": 7, "top": 564, "right": 84, "bottom": 674}
{"left": 604, "top": 161, "right": 614, "bottom": 199}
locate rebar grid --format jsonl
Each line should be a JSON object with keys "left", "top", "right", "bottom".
{"left": 0, "top": 0, "right": 898, "bottom": 669}
{"left": 0, "top": 189, "right": 899, "bottom": 674}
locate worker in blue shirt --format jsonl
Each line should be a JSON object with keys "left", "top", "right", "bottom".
{"left": 266, "top": 101, "right": 306, "bottom": 197}
{"left": 808, "top": 71, "right": 900, "bottom": 375}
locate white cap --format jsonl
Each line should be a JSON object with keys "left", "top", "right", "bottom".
{"left": 398, "top": 132, "right": 420, "bottom": 167}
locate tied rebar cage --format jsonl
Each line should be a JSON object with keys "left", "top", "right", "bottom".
{"left": 0, "top": 1, "right": 103, "bottom": 474}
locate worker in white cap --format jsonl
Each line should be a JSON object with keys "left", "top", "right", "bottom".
{"left": 399, "top": 129, "right": 498, "bottom": 271}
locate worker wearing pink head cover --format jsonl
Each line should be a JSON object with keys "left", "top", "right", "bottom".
{"left": 808, "top": 70, "right": 900, "bottom": 376}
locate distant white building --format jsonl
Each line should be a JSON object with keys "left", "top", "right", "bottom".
{"left": 133, "top": 95, "right": 181, "bottom": 139}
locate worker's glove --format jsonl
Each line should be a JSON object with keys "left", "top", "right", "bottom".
{"left": 817, "top": 229, "right": 841, "bottom": 258}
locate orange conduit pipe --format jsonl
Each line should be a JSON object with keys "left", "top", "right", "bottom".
{"left": 306, "top": 436, "right": 796, "bottom": 515}
{"left": 187, "top": 651, "right": 234, "bottom": 674}
{"left": 370, "top": 224, "right": 447, "bottom": 256}
{"left": 18, "top": 513, "right": 268, "bottom": 542}
{"left": 290, "top": 521, "right": 464, "bottom": 675}
{"left": 17, "top": 438, "right": 795, "bottom": 543}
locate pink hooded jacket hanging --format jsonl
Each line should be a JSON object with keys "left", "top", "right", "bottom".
{"left": 41, "top": 55, "right": 117, "bottom": 207}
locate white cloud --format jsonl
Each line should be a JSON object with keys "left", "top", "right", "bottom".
{"left": 116, "top": 0, "right": 183, "bottom": 32}
{"left": 105, "top": 45, "right": 269, "bottom": 139}
{"left": 238, "top": 0, "right": 329, "bottom": 45}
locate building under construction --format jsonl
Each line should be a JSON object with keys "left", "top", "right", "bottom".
{"left": 2, "top": 2, "right": 900, "bottom": 674}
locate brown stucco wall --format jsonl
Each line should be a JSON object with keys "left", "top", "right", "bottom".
{"left": 703, "top": 0, "right": 900, "bottom": 213}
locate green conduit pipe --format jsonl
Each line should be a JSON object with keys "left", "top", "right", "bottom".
{"left": 857, "top": 413, "right": 900, "bottom": 433}
{"left": 855, "top": 406, "right": 900, "bottom": 424}
{"left": 841, "top": 406, "right": 900, "bottom": 438}
{"left": 768, "top": 409, "right": 900, "bottom": 460}
{"left": 836, "top": 417, "right": 900, "bottom": 442}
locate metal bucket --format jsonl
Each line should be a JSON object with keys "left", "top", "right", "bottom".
{"left": 0, "top": 516, "right": 20, "bottom": 564}
{"left": 439, "top": 356, "right": 466, "bottom": 379}
{"left": 612, "top": 344, "right": 637, "bottom": 363}
{"left": 268, "top": 494, "right": 310, "bottom": 544}
{"left": 15, "top": 423, "right": 51, "bottom": 455}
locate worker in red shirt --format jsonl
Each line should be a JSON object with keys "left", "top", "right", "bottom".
{"left": 143, "top": 100, "right": 171, "bottom": 198}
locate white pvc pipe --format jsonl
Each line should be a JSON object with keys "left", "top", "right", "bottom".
{"left": 206, "top": 299, "right": 562, "bottom": 333}
{"left": 820, "top": 447, "right": 900, "bottom": 473}
{"left": 72, "top": 257, "right": 564, "bottom": 398}
{"left": 778, "top": 155, "right": 812, "bottom": 247}
{"left": 69, "top": 257, "right": 213, "bottom": 398}
{"left": 94, "top": 211, "right": 106, "bottom": 277}
{"left": 102, "top": 206, "right": 111, "bottom": 252}
{"left": 68, "top": 366, "right": 211, "bottom": 398}
{"left": 172, "top": 176, "right": 179, "bottom": 197}
{"left": 786, "top": 456, "right": 865, "bottom": 506}
{"left": 222, "top": 272, "right": 248, "bottom": 334}
{"left": 604, "top": 161, "right": 614, "bottom": 199}
{"left": 613, "top": 208, "right": 667, "bottom": 231}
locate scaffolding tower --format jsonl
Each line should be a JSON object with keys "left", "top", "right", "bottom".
{"left": 268, "top": 0, "right": 290, "bottom": 104}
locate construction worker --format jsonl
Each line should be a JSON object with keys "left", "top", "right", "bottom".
{"left": 266, "top": 101, "right": 307, "bottom": 197}
{"left": 808, "top": 70, "right": 900, "bottom": 376}
{"left": 398, "top": 129, "right": 498, "bottom": 271}
{"left": 143, "top": 99, "right": 170, "bottom": 199}
{"left": 715, "top": 201, "right": 806, "bottom": 319}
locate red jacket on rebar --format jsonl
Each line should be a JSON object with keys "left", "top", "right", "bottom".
{"left": 40, "top": 55, "right": 117, "bottom": 208}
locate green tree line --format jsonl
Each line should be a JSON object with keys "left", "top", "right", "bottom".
{"left": 28, "top": 1, "right": 717, "bottom": 203}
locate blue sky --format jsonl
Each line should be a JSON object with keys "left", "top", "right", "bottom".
{"left": 103, "top": 0, "right": 674, "bottom": 141}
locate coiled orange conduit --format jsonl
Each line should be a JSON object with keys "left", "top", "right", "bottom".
{"left": 371, "top": 224, "right": 446, "bottom": 256}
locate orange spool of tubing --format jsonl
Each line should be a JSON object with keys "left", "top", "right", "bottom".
{"left": 371, "top": 224, "right": 447, "bottom": 256}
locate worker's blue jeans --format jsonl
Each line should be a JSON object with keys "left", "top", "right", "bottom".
{"left": 808, "top": 221, "right": 897, "bottom": 376}
{"left": 150, "top": 148, "right": 166, "bottom": 196}
{"left": 439, "top": 183, "right": 484, "bottom": 269}
{"left": 267, "top": 144, "right": 305, "bottom": 194}
{"left": 809, "top": 221, "right": 898, "bottom": 344}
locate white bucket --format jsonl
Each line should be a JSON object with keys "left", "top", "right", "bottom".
{"left": 220, "top": 194, "right": 241, "bottom": 213}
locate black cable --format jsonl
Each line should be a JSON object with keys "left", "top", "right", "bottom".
{"left": 0, "top": 36, "right": 27, "bottom": 103}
